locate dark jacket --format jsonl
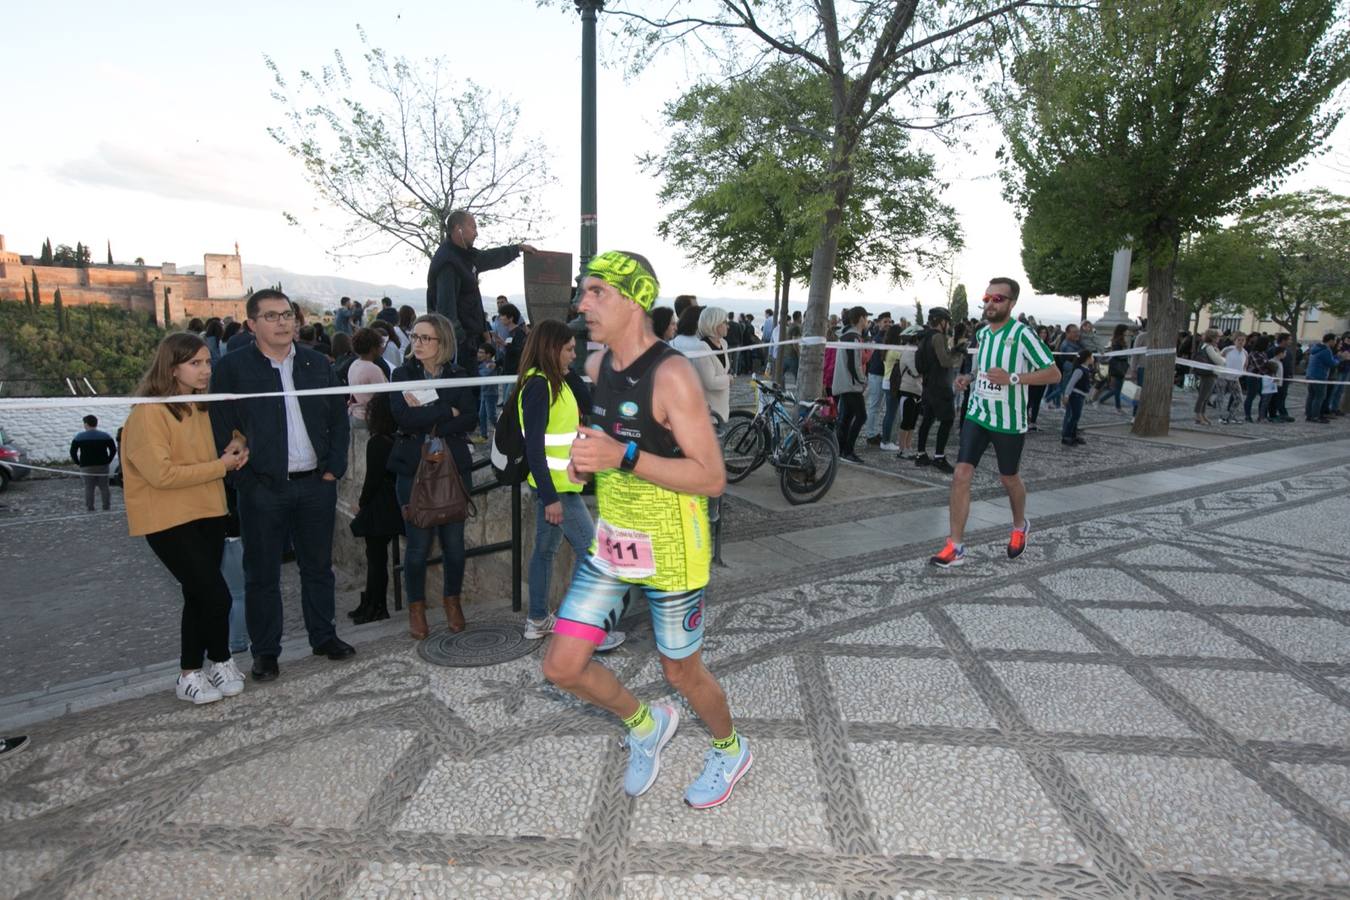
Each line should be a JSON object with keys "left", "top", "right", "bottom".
{"left": 377, "top": 307, "right": 399, "bottom": 326}
{"left": 70, "top": 429, "right": 117, "bottom": 466}
{"left": 387, "top": 358, "right": 478, "bottom": 483}
{"left": 208, "top": 342, "right": 349, "bottom": 490}
{"left": 358, "top": 433, "right": 405, "bottom": 538}
{"left": 225, "top": 330, "right": 255, "bottom": 354}
{"left": 426, "top": 241, "right": 522, "bottom": 348}
{"left": 502, "top": 325, "right": 528, "bottom": 376}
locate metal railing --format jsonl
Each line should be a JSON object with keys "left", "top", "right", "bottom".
{"left": 390, "top": 455, "right": 523, "bottom": 613}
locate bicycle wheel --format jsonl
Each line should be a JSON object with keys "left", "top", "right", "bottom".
{"left": 779, "top": 431, "right": 839, "bottom": 504}
{"left": 722, "top": 419, "right": 767, "bottom": 483}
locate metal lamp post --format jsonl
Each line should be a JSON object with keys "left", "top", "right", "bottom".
{"left": 576, "top": 0, "right": 603, "bottom": 280}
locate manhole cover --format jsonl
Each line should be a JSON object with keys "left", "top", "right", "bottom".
{"left": 417, "top": 621, "right": 539, "bottom": 668}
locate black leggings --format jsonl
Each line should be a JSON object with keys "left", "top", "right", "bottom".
{"left": 145, "top": 516, "right": 232, "bottom": 671}
{"left": 836, "top": 392, "right": 867, "bottom": 455}
{"left": 364, "top": 535, "right": 393, "bottom": 605}
{"left": 916, "top": 392, "right": 954, "bottom": 457}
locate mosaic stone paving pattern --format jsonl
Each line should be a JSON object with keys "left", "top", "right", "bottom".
{"left": 4, "top": 465, "right": 1350, "bottom": 898}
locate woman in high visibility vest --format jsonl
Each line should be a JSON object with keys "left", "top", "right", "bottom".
{"left": 517, "top": 320, "right": 603, "bottom": 641}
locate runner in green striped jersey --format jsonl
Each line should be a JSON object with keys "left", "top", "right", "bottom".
{"left": 929, "top": 278, "right": 1061, "bottom": 569}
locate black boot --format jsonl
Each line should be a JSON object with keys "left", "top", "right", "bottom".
{"left": 357, "top": 595, "right": 389, "bottom": 624}
{"left": 347, "top": 591, "right": 370, "bottom": 621}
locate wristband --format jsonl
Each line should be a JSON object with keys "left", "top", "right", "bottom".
{"left": 620, "top": 441, "right": 640, "bottom": 471}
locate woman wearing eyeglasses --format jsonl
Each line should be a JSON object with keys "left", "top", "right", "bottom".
{"left": 388, "top": 313, "right": 478, "bottom": 638}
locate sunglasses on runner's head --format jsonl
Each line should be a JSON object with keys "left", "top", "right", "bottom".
{"left": 981, "top": 293, "right": 1012, "bottom": 304}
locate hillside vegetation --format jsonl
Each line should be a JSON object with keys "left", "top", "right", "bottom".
{"left": 0, "top": 300, "right": 163, "bottom": 396}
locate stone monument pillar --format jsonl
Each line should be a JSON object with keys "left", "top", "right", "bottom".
{"left": 1097, "top": 245, "right": 1134, "bottom": 328}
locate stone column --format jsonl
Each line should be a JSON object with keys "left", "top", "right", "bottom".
{"left": 1097, "top": 246, "right": 1133, "bottom": 328}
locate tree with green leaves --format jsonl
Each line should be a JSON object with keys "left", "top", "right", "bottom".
{"left": 1206, "top": 191, "right": 1350, "bottom": 335}
{"left": 915, "top": 299, "right": 924, "bottom": 323}
{"left": 39, "top": 238, "right": 53, "bottom": 266}
{"left": 950, "top": 283, "right": 969, "bottom": 323}
{"left": 266, "top": 27, "right": 555, "bottom": 262}
{"left": 571, "top": 0, "right": 1049, "bottom": 398}
{"left": 30, "top": 271, "right": 39, "bottom": 307}
{"left": 996, "top": 0, "right": 1350, "bottom": 435}
{"left": 1174, "top": 228, "right": 1250, "bottom": 332}
{"left": 106, "top": 240, "right": 113, "bottom": 265}
{"left": 134, "top": 256, "right": 145, "bottom": 266}
{"left": 1019, "top": 198, "right": 1116, "bottom": 323}
{"left": 22, "top": 280, "right": 31, "bottom": 308}
{"left": 163, "top": 296, "right": 172, "bottom": 328}
{"left": 54, "top": 288, "right": 65, "bottom": 334}
{"left": 642, "top": 62, "right": 959, "bottom": 372}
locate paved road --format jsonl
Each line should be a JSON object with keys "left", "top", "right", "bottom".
{"left": 2, "top": 448, "right": 1349, "bottom": 895}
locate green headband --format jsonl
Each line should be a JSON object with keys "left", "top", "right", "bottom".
{"left": 586, "top": 250, "right": 659, "bottom": 311}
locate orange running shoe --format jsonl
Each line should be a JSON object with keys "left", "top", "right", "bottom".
{"left": 1007, "top": 519, "right": 1031, "bottom": 559}
{"left": 929, "top": 540, "right": 965, "bottom": 568}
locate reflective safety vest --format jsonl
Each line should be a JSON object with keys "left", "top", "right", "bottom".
{"left": 517, "top": 369, "right": 581, "bottom": 495}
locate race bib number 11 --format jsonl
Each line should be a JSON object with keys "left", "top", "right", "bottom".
{"left": 595, "top": 520, "right": 657, "bottom": 579}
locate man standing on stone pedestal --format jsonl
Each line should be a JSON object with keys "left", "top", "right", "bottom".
{"left": 426, "top": 210, "right": 536, "bottom": 368}
{"left": 70, "top": 415, "right": 117, "bottom": 512}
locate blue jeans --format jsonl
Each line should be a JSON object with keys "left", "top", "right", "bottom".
{"left": 237, "top": 476, "right": 339, "bottom": 657}
{"left": 478, "top": 389, "right": 499, "bottom": 438}
{"left": 1131, "top": 366, "right": 1145, "bottom": 412}
{"left": 1062, "top": 392, "right": 1085, "bottom": 440}
{"left": 1307, "top": 383, "right": 1328, "bottom": 420}
{"left": 221, "top": 537, "right": 249, "bottom": 653}
{"left": 528, "top": 491, "right": 594, "bottom": 620}
{"left": 1096, "top": 375, "right": 1124, "bottom": 409}
{"left": 880, "top": 390, "right": 902, "bottom": 443}
{"left": 396, "top": 474, "right": 466, "bottom": 603}
{"left": 862, "top": 374, "right": 886, "bottom": 437}
{"left": 1330, "top": 370, "right": 1349, "bottom": 413}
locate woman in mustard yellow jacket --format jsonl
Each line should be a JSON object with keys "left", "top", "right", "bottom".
{"left": 122, "top": 332, "right": 250, "bottom": 705}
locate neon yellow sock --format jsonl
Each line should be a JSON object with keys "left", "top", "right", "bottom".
{"left": 711, "top": 728, "right": 741, "bottom": 756}
{"left": 623, "top": 702, "right": 655, "bottom": 739}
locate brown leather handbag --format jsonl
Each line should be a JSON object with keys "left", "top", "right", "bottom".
{"left": 405, "top": 438, "right": 471, "bottom": 527}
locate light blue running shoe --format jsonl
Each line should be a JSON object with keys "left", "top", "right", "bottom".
{"left": 623, "top": 702, "right": 679, "bottom": 797}
{"left": 684, "top": 738, "right": 753, "bottom": 809}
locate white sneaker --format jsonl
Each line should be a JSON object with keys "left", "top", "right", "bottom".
{"left": 206, "top": 658, "right": 246, "bottom": 697}
{"left": 523, "top": 614, "right": 556, "bottom": 640}
{"left": 879, "top": 442, "right": 899, "bottom": 451}
{"left": 597, "top": 630, "right": 626, "bottom": 652}
{"left": 176, "top": 670, "right": 223, "bottom": 705}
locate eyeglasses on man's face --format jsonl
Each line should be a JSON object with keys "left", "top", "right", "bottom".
{"left": 252, "top": 310, "right": 295, "bottom": 324}
{"left": 410, "top": 333, "right": 440, "bottom": 345}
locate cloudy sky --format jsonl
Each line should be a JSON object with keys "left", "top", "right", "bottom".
{"left": 4, "top": 1, "right": 1347, "bottom": 323}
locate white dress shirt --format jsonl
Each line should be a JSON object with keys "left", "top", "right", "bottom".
{"left": 269, "top": 344, "right": 320, "bottom": 473}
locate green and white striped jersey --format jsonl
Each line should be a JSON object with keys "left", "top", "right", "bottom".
{"left": 966, "top": 321, "right": 1056, "bottom": 434}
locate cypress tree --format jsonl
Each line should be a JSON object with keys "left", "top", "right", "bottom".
{"left": 163, "top": 296, "right": 172, "bottom": 327}
{"left": 106, "top": 240, "right": 113, "bottom": 265}
{"left": 54, "top": 288, "right": 65, "bottom": 334}
{"left": 23, "top": 281, "right": 31, "bottom": 307}
{"left": 31, "top": 271, "right": 40, "bottom": 306}
{"left": 40, "top": 238, "right": 53, "bottom": 266}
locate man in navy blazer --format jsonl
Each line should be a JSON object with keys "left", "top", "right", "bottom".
{"left": 210, "top": 289, "right": 354, "bottom": 682}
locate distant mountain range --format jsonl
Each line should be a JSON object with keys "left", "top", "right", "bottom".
{"left": 178, "top": 263, "right": 426, "bottom": 310}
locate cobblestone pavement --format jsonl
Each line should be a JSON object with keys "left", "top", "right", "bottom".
{"left": 0, "top": 476, "right": 322, "bottom": 697}
{"left": 3, "top": 462, "right": 1350, "bottom": 898}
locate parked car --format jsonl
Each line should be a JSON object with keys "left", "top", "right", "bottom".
{"left": 0, "top": 426, "right": 30, "bottom": 492}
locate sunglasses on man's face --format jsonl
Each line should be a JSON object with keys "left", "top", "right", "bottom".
{"left": 981, "top": 293, "right": 1012, "bottom": 304}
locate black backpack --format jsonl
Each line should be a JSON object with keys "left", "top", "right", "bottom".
{"left": 489, "top": 384, "right": 527, "bottom": 485}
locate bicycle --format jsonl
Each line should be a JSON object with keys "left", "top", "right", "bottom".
{"left": 720, "top": 379, "right": 839, "bottom": 505}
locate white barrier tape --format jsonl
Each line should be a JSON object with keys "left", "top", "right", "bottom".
{"left": 2, "top": 336, "right": 1340, "bottom": 411}
{"left": 1, "top": 461, "right": 110, "bottom": 478}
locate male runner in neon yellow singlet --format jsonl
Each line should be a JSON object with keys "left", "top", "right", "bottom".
{"left": 929, "top": 277, "right": 1059, "bottom": 568}
{"left": 541, "top": 250, "right": 751, "bottom": 809}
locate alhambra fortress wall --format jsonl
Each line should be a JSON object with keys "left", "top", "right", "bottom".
{"left": 0, "top": 234, "right": 247, "bottom": 325}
